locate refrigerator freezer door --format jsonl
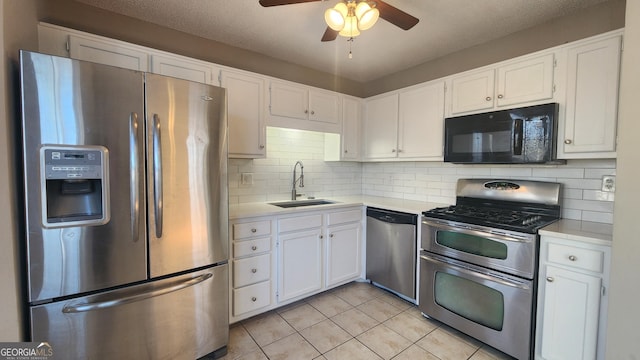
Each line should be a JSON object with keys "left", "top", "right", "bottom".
{"left": 20, "top": 51, "right": 148, "bottom": 302}
{"left": 30, "top": 265, "right": 229, "bottom": 360}
{"left": 145, "top": 73, "right": 228, "bottom": 278}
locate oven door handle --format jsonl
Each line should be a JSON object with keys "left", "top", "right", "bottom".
{"left": 422, "top": 218, "right": 533, "bottom": 243}
{"left": 420, "top": 253, "right": 531, "bottom": 290}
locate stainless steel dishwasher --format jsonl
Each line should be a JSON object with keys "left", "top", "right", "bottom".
{"left": 366, "top": 207, "right": 417, "bottom": 300}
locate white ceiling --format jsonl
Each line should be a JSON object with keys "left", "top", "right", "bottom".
{"left": 75, "top": 0, "right": 610, "bottom": 82}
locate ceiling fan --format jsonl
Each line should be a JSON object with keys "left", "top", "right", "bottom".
{"left": 258, "top": 0, "right": 419, "bottom": 42}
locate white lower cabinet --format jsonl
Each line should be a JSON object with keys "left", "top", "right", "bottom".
{"left": 229, "top": 217, "right": 276, "bottom": 323}
{"left": 277, "top": 207, "right": 363, "bottom": 305}
{"left": 536, "top": 235, "right": 611, "bottom": 360}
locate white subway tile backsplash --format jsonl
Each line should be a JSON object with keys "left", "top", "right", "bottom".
{"left": 228, "top": 127, "right": 616, "bottom": 224}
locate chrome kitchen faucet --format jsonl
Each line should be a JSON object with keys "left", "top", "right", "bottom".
{"left": 291, "top": 160, "right": 304, "bottom": 200}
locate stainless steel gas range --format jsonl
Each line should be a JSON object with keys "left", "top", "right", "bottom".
{"left": 419, "top": 179, "right": 561, "bottom": 360}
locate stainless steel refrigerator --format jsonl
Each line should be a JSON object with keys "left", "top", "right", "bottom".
{"left": 19, "top": 50, "right": 229, "bottom": 359}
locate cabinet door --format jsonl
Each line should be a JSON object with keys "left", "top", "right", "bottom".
{"left": 270, "top": 81, "right": 308, "bottom": 120}
{"left": 309, "top": 90, "right": 341, "bottom": 125}
{"left": 363, "top": 94, "right": 399, "bottom": 159}
{"left": 496, "top": 53, "right": 554, "bottom": 107}
{"left": 341, "top": 97, "right": 361, "bottom": 160}
{"left": 450, "top": 69, "right": 495, "bottom": 114}
{"left": 562, "top": 36, "right": 621, "bottom": 156}
{"left": 150, "top": 54, "right": 216, "bottom": 85}
{"left": 278, "top": 230, "right": 323, "bottom": 302}
{"left": 221, "top": 71, "right": 266, "bottom": 158}
{"left": 69, "top": 35, "right": 149, "bottom": 71}
{"left": 398, "top": 82, "right": 445, "bottom": 159}
{"left": 326, "top": 223, "right": 361, "bottom": 287}
{"left": 541, "top": 265, "right": 601, "bottom": 360}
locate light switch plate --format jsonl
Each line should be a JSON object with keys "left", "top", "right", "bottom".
{"left": 241, "top": 173, "right": 253, "bottom": 185}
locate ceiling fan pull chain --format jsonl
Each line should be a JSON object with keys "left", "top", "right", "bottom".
{"left": 348, "top": 37, "right": 354, "bottom": 59}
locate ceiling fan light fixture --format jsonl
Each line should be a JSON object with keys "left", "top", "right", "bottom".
{"left": 338, "top": 14, "right": 360, "bottom": 37}
{"left": 324, "top": 3, "right": 348, "bottom": 31}
{"left": 355, "top": 2, "right": 379, "bottom": 30}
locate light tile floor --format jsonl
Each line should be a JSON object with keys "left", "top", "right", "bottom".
{"left": 221, "top": 281, "right": 516, "bottom": 360}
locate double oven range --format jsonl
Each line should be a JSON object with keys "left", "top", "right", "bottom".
{"left": 419, "top": 179, "right": 561, "bottom": 360}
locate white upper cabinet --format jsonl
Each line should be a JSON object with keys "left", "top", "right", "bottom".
{"left": 558, "top": 34, "right": 622, "bottom": 158}
{"left": 221, "top": 70, "right": 267, "bottom": 158}
{"left": 398, "top": 81, "right": 445, "bottom": 159}
{"left": 341, "top": 96, "right": 362, "bottom": 160}
{"left": 448, "top": 53, "right": 555, "bottom": 115}
{"left": 363, "top": 93, "right": 399, "bottom": 159}
{"left": 364, "top": 81, "right": 445, "bottom": 161}
{"left": 68, "top": 34, "right": 149, "bottom": 71}
{"left": 269, "top": 81, "right": 342, "bottom": 128}
{"left": 150, "top": 53, "right": 218, "bottom": 85}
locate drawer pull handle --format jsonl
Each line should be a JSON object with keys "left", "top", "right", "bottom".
{"left": 251, "top": 245, "right": 258, "bottom": 251}
{"left": 251, "top": 268, "right": 257, "bottom": 273}
{"left": 546, "top": 277, "right": 554, "bottom": 282}
{"left": 568, "top": 255, "right": 577, "bottom": 261}
{"left": 251, "top": 228, "right": 257, "bottom": 233}
{"left": 251, "top": 297, "right": 257, "bottom": 302}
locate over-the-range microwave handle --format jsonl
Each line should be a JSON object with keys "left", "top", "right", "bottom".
{"left": 61, "top": 272, "right": 213, "bottom": 314}
{"left": 421, "top": 218, "right": 533, "bottom": 243}
{"left": 420, "top": 253, "right": 530, "bottom": 290}
{"left": 129, "top": 112, "right": 140, "bottom": 242}
{"left": 513, "top": 118, "right": 523, "bottom": 155}
{"left": 152, "top": 114, "right": 163, "bottom": 238}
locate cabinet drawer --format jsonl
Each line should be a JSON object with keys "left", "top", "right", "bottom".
{"left": 233, "top": 280, "right": 271, "bottom": 316}
{"left": 278, "top": 214, "right": 322, "bottom": 233}
{"left": 233, "top": 254, "right": 271, "bottom": 288}
{"left": 547, "top": 243, "right": 604, "bottom": 273}
{"left": 233, "top": 220, "right": 271, "bottom": 240}
{"left": 327, "top": 208, "right": 361, "bottom": 226}
{"left": 234, "top": 237, "right": 271, "bottom": 258}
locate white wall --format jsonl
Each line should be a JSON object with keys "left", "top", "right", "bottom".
{"left": 606, "top": 1, "right": 640, "bottom": 357}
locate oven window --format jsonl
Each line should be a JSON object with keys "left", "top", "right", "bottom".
{"left": 434, "top": 271, "right": 504, "bottom": 330}
{"left": 436, "top": 231, "right": 508, "bottom": 259}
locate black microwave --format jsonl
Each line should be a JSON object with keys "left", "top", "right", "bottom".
{"left": 444, "top": 103, "right": 560, "bottom": 164}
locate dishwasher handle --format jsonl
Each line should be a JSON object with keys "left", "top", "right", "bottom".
{"left": 366, "top": 207, "right": 417, "bottom": 225}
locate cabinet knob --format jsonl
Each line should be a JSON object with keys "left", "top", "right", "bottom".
{"left": 546, "top": 277, "right": 554, "bottom": 282}
{"left": 251, "top": 245, "right": 258, "bottom": 251}
{"left": 564, "top": 139, "right": 572, "bottom": 144}
{"left": 319, "top": 235, "right": 324, "bottom": 239}
{"left": 344, "top": 150, "right": 348, "bottom": 153}
{"left": 568, "top": 255, "right": 577, "bottom": 261}
{"left": 330, "top": 233, "right": 334, "bottom": 238}
{"left": 497, "top": 94, "right": 504, "bottom": 99}
{"left": 251, "top": 296, "right": 257, "bottom": 302}
{"left": 392, "top": 149, "right": 397, "bottom": 153}
{"left": 304, "top": 109, "right": 308, "bottom": 114}
{"left": 398, "top": 149, "right": 403, "bottom": 153}
{"left": 310, "top": 110, "right": 315, "bottom": 115}
{"left": 485, "top": 96, "right": 492, "bottom": 101}
{"left": 259, "top": 145, "right": 265, "bottom": 149}
{"left": 251, "top": 228, "right": 257, "bottom": 233}
{"left": 251, "top": 268, "right": 257, "bottom": 273}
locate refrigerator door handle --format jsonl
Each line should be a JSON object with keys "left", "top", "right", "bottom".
{"left": 129, "top": 112, "right": 140, "bottom": 242}
{"left": 62, "top": 272, "right": 213, "bottom": 314}
{"left": 152, "top": 114, "right": 163, "bottom": 238}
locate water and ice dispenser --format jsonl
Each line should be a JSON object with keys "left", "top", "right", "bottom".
{"left": 40, "top": 145, "right": 110, "bottom": 227}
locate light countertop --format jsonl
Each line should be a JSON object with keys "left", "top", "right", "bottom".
{"left": 229, "top": 195, "right": 448, "bottom": 219}
{"left": 540, "top": 219, "right": 613, "bottom": 246}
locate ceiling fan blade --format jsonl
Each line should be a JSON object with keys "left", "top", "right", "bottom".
{"left": 259, "top": 0, "right": 321, "bottom": 6}
{"left": 374, "top": 0, "right": 419, "bottom": 30}
{"left": 321, "top": 27, "right": 339, "bottom": 42}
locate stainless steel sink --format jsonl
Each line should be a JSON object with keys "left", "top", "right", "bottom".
{"left": 269, "top": 199, "right": 336, "bottom": 208}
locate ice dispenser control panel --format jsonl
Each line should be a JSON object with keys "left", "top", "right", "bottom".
{"left": 40, "top": 145, "right": 110, "bottom": 228}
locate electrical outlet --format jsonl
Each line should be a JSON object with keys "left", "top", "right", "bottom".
{"left": 601, "top": 175, "right": 616, "bottom": 192}
{"left": 241, "top": 172, "right": 253, "bottom": 186}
